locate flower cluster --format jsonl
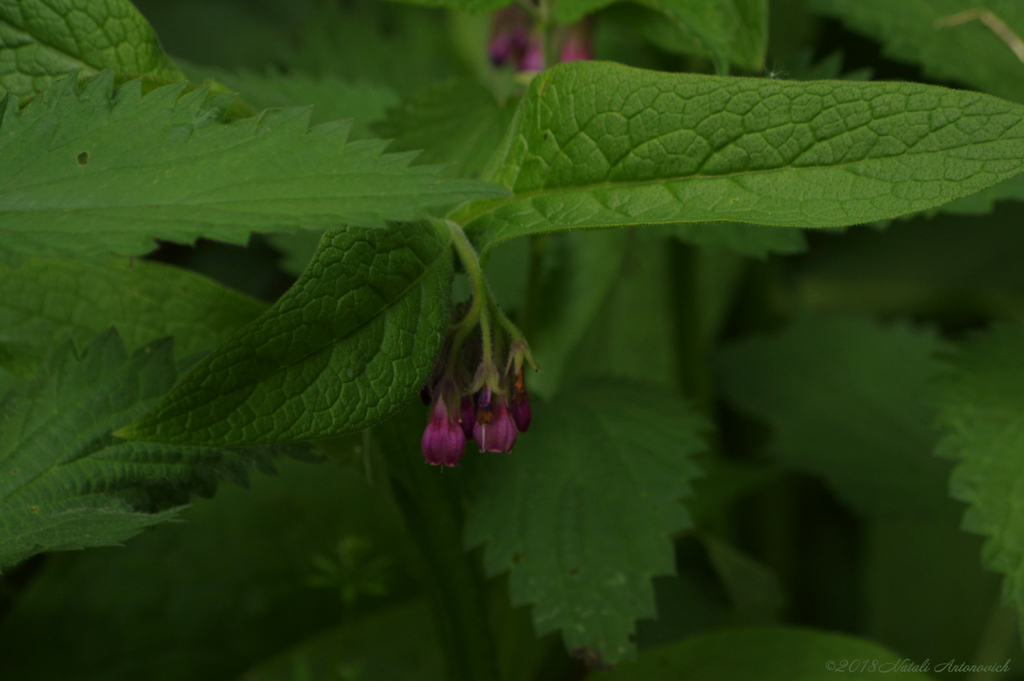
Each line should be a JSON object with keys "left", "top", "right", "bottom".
{"left": 488, "top": 7, "right": 592, "bottom": 71}
{"left": 420, "top": 341, "right": 533, "bottom": 468}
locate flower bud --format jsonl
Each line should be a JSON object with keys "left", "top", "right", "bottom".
{"left": 421, "top": 397, "right": 466, "bottom": 467}
{"left": 473, "top": 397, "right": 518, "bottom": 453}
{"left": 460, "top": 395, "right": 476, "bottom": 439}
{"left": 510, "top": 388, "right": 531, "bottom": 432}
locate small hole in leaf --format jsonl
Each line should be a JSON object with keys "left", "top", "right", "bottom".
{"left": 77, "top": 151, "right": 89, "bottom": 165}
{"left": 569, "top": 566, "right": 580, "bottom": 576}
{"left": 9, "top": 468, "right": 19, "bottom": 475}
{"left": 29, "top": 506, "right": 39, "bottom": 513}
{"left": 511, "top": 552, "right": 522, "bottom": 565}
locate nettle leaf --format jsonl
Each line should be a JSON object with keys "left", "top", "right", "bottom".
{"left": 372, "top": 79, "right": 518, "bottom": 179}
{"left": 179, "top": 63, "right": 399, "bottom": 137}
{"left": 936, "top": 322, "right": 1024, "bottom": 636}
{"left": 583, "top": 0, "right": 768, "bottom": 73}
{"left": 593, "top": 627, "right": 930, "bottom": 680}
{"left": 0, "top": 0, "right": 184, "bottom": 98}
{"left": 0, "top": 329, "right": 283, "bottom": 571}
{"left": 117, "top": 221, "right": 454, "bottom": 446}
{"left": 0, "top": 257, "right": 265, "bottom": 378}
{"left": 0, "top": 71, "right": 507, "bottom": 265}
{"left": 715, "top": 316, "right": 953, "bottom": 519}
{"left": 454, "top": 61, "right": 1024, "bottom": 253}
{"left": 464, "top": 381, "right": 707, "bottom": 662}
{"left": 807, "top": 0, "right": 1024, "bottom": 105}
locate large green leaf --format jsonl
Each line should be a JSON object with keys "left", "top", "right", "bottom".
{"left": 806, "top": 0, "right": 1024, "bottom": 105}
{"left": 0, "top": 256, "right": 265, "bottom": 378}
{"left": 592, "top": 627, "right": 932, "bottom": 680}
{"left": 0, "top": 71, "right": 507, "bottom": 264}
{"left": 936, "top": 322, "right": 1024, "bottom": 643}
{"left": 0, "top": 0, "right": 184, "bottom": 98}
{"left": 0, "top": 328, "right": 285, "bottom": 571}
{"left": 0, "top": 456, "right": 414, "bottom": 681}
{"left": 454, "top": 61, "right": 1024, "bottom": 253}
{"left": 464, "top": 381, "right": 707, "bottom": 662}
{"left": 117, "top": 222, "right": 454, "bottom": 446}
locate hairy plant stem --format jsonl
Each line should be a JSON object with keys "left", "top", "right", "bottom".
{"left": 445, "top": 220, "right": 496, "bottom": 382}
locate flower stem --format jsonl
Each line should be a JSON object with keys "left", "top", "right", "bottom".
{"left": 444, "top": 220, "right": 495, "bottom": 382}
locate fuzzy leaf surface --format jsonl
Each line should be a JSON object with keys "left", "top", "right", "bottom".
{"left": 807, "top": 0, "right": 1024, "bottom": 105}
{"left": 118, "top": 222, "right": 454, "bottom": 446}
{"left": 0, "top": 257, "right": 265, "bottom": 378}
{"left": 936, "top": 322, "right": 1024, "bottom": 630}
{"left": 0, "top": 71, "right": 507, "bottom": 264}
{"left": 593, "top": 627, "right": 929, "bottom": 680}
{"left": 455, "top": 61, "right": 1024, "bottom": 253}
{"left": 0, "top": 329, "right": 280, "bottom": 571}
{"left": 464, "top": 381, "right": 707, "bottom": 662}
{"left": 0, "top": 0, "right": 184, "bottom": 98}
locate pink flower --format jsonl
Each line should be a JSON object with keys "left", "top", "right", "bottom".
{"left": 510, "top": 388, "right": 531, "bottom": 432}
{"left": 473, "top": 396, "right": 518, "bottom": 453}
{"left": 421, "top": 397, "right": 466, "bottom": 467}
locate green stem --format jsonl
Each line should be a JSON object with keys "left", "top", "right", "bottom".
{"left": 538, "top": 0, "right": 557, "bottom": 69}
{"left": 445, "top": 220, "right": 497, "bottom": 383}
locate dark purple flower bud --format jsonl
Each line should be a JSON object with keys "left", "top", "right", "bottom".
{"left": 510, "top": 388, "right": 531, "bottom": 432}
{"left": 460, "top": 395, "right": 476, "bottom": 439}
{"left": 473, "top": 398, "right": 518, "bottom": 453}
{"left": 421, "top": 398, "right": 465, "bottom": 467}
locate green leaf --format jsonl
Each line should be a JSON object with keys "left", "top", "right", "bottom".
{"left": 372, "top": 79, "right": 518, "bottom": 179}
{"left": 0, "top": 0, "right": 184, "bottom": 99}
{"left": 117, "top": 222, "right": 454, "bottom": 446}
{"left": 0, "top": 328, "right": 283, "bottom": 571}
{"left": 581, "top": 0, "right": 769, "bottom": 73}
{"left": 592, "top": 627, "right": 932, "bottom": 680}
{"left": 806, "top": 0, "right": 1024, "bottom": 105}
{"left": 464, "top": 380, "right": 707, "bottom": 662}
{"left": 0, "top": 456, "right": 414, "bottom": 681}
{"left": 936, "top": 322, "right": 1024, "bottom": 641}
{"left": 378, "top": 0, "right": 512, "bottom": 13}
{"left": 179, "top": 63, "right": 399, "bottom": 138}
{"left": 660, "top": 222, "right": 807, "bottom": 258}
{"left": 0, "top": 256, "right": 265, "bottom": 378}
{"left": 0, "top": 71, "right": 508, "bottom": 265}
{"left": 454, "top": 61, "right": 1024, "bottom": 253}
{"left": 715, "top": 316, "right": 953, "bottom": 518}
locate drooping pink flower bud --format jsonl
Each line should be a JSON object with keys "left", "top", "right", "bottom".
{"left": 421, "top": 397, "right": 465, "bottom": 467}
{"left": 474, "top": 397, "right": 518, "bottom": 453}
{"left": 460, "top": 395, "right": 476, "bottom": 439}
{"left": 510, "top": 389, "right": 531, "bottom": 432}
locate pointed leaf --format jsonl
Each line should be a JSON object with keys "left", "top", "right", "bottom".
{"left": 807, "top": 0, "right": 1024, "bottom": 105}
{"left": 454, "top": 61, "right": 1024, "bottom": 253}
{"left": 0, "top": 329, "right": 283, "bottom": 571}
{"left": 936, "top": 322, "right": 1024, "bottom": 638}
{"left": 118, "top": 221, "right": 454, "bottom": 446}
{"left": 0, "top": 0, "right": 184, "bottom": 99}
{"left": 464, "top": 381, "right": 707, "bottom": 662}
{"left": 0, "top": 72, "right": 508, "bottom": 264}
{"left": 0, "top": 256, "right": 265, "bottom": 378}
